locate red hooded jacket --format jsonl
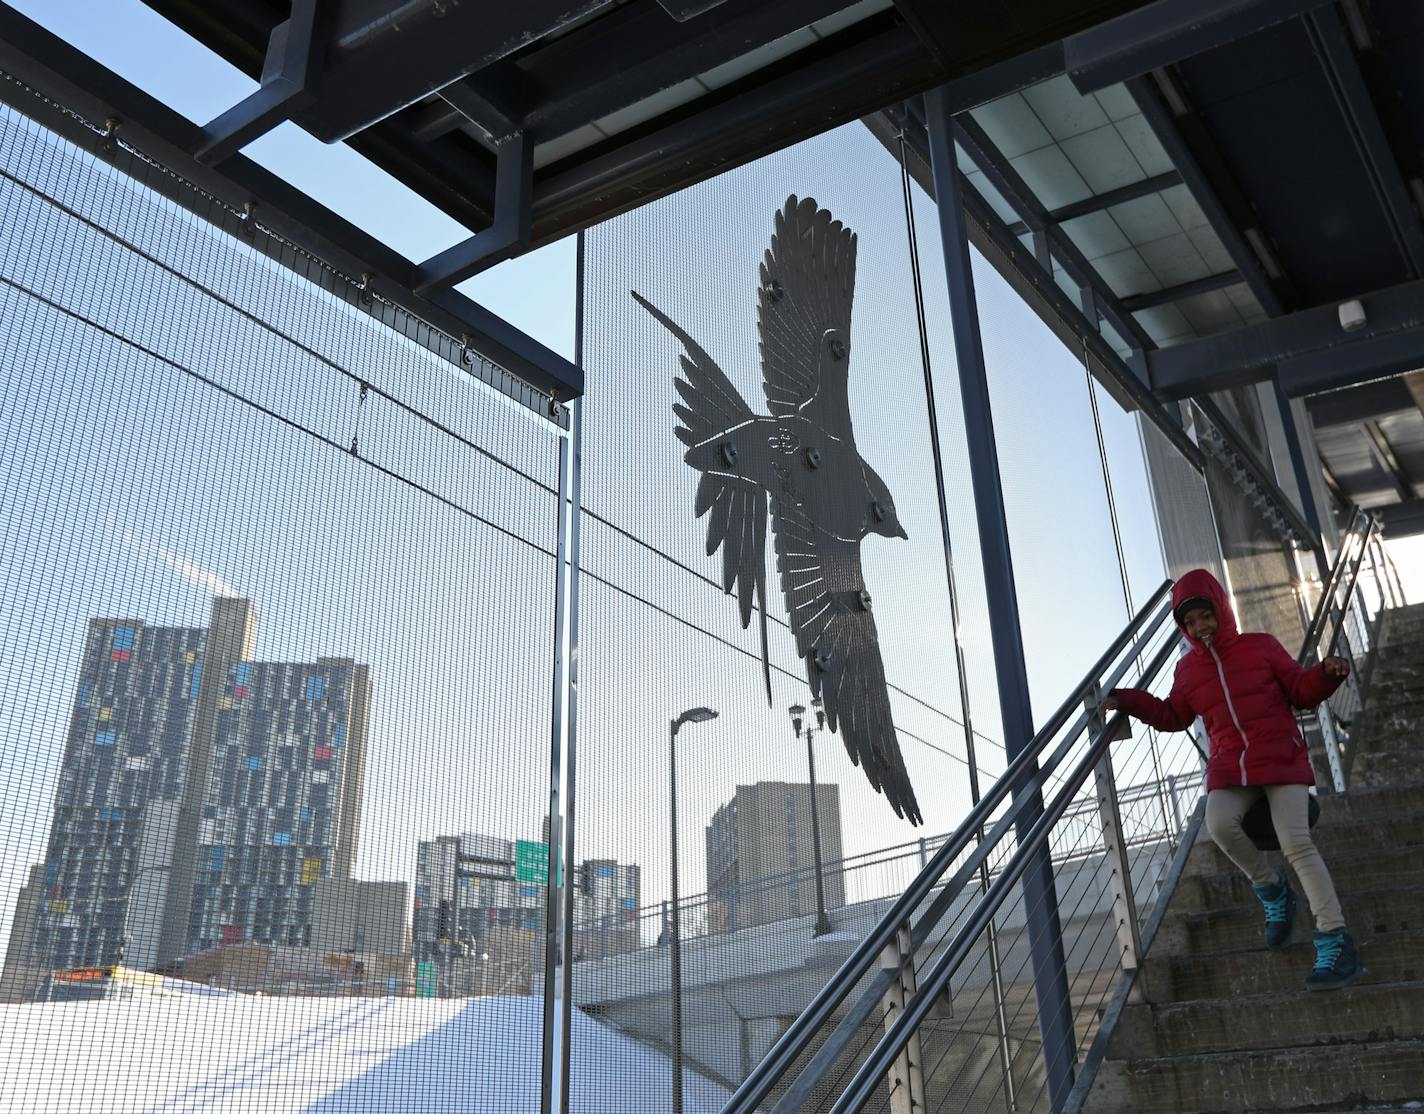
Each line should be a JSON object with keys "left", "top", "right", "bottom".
{"left": 1111, "top": 569, "right": 1344, "bottom": 792}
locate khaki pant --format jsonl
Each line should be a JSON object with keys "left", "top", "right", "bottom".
{"left": 1205, "top": 784, "right": 1345, "bottom": 932}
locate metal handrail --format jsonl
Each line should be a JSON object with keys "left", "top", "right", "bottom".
{"left": 1299, "top": 507, "right": 1370, "bottom": 664}
{"left": 721, "top": 579, "right": 1176, "bottom": 1114}
{"left": 725, "top": 523, "right": 1401, "bottom": 1114}
{"left": 829, "top": 642, "right": 1179, "bottom": 1114}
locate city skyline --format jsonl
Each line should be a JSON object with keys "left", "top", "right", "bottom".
{"left": 1, "top": 597, "right": 372, "bottom": 996}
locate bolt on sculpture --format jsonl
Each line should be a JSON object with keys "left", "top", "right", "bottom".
{"left": 633, "top": 194, "right": 922, "bottom": 825}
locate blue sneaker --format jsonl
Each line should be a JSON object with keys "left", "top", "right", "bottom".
{"left": 1251, "top": 867, "right": 1296, "bottom": 949}
{"left": 1306, "top": 929, "right": 1365, "bottom": 991}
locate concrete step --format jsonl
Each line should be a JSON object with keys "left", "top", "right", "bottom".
{"left": 1143, "top": 929, "right": 1424, "bottom": 1004}
{"left": 1086, "top": 1037, "right": 1424, "bottom": 1113}
{"left": 1182, "top": 814, "right": 1424, "bottom": 878}
{"left": 1174, "top": 845, "right": 1424, "bottom": 914}
{"left": 1356, "top": 752, "right": 1424, "bottom": 789}
{"left": 1109, "top": 980, "right": 1424, "bottom": 1058}
{"left": 1315, "top": 782, "right": 1424, "bottom": 823}
{"left": 1156, "top": 885, "right": 1424, "bottom": 955}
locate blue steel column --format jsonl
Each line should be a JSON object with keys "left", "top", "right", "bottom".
{"left": 922, "top": 86, "right": 1077, "bottom": 1111}
{"left": 1271, "top": 380, "right": 1329, "bottom": 575}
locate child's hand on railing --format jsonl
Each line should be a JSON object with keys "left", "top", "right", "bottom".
{"left": 1102, "top": 692, "right": 1121, "bottom": 712}
{"left": 1322, "top": 656, "right": 1351, "bottom": 680}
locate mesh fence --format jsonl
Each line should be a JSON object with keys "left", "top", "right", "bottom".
{"left": 1, "top": 55, "right": 1234, "bottom": 1114}
{"left": 576, "top": 119, "right": 1182, "bottom": 1112}
{"left": 0, "top": 93, "right": 582, "bottom": 1110}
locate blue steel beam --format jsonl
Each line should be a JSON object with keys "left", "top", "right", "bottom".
{"left": 1065, "top": 0, "right": 1333, "bottom": 93}
{"left": 923, "top": 83, "right": 1079, "bottom": 1114}
{"left": 414, "top": 131, "right": 533, "bottom": 291}
{"left": 1381, "top": 500, "right": 1424, "bottom": 540}
{"left": 1303, "top": 5, "right": 1424, "bottom": 279}
{"left": 1145, "top": 276, "right": 1424, "bottom": 399}
{"left": 193, "top": 0, "right": 321, "bottom": 166}
{"left": 1306, "top": 377, "right": 1416, "bottom": 428}
{"left": 1120, "top": 269, "right": 1242, "bottom": 312}
{"left": 947, "top": 109, "right": 1155, "bottom": 355}
{"left": 1005, "top": 169, "right": 1184, "bottom": 236}
{"left": 875, "top": 106, "right": 1205, "bottom": 468}
{"left": 0, "top": 5, "right": 582, "bottom": 400}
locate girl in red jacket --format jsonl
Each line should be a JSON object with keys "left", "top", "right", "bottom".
{"left": 1105, "top": 568, "right": 1362, "bottom": 990}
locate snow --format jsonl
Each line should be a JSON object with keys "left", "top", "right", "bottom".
{"left": 0, "top": 994, "right": 730, "bottom": 1112}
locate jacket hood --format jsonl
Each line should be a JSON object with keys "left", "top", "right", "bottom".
{"left": 1171, "top": 568, "right": 1239, "bottom": 649}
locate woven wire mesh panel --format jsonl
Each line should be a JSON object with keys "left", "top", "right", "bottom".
{"left": 577, "top": 114, "right": 1193, "bottom": 1112}
{"left": 577, "top": 122, "right": 1008, "bottom": 1111}
{"left": 0, "top": 99, "right": 569, "bottom": 1110}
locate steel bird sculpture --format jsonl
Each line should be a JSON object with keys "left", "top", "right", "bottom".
{"left": 632, "top": 194, "right": 922, "bottom": 825}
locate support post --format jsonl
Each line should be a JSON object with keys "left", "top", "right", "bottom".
{"left": 541, "top": 427, "right": 574, "bottom": 1114}
{"left": 879, "top": 924, "right": 927, "bottom": 1114}
{"left": 1317, "top": 706, "right": 1347, "bottom": 793}
{"left": 924, "top": 85, "right": 1077, "bottom": 1111}
{"left": 1272, "top": 380, "right": 1328, "bottom": 571}
{"left": 1086, "top": 687, "right": 1144, "bottom": 995}
{"left": 414, "top": 131, "right": 533, "bottom": 291}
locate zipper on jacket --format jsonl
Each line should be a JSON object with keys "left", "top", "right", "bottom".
{"left": 1209, "top": 643, "right": 1252, "bottom": 785}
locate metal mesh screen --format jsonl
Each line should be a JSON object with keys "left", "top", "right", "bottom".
{"left": 576, "top": 122, "right": 1005, "bottom": 1112}
{"left": 576, "top": 117, "right": 1190, "bottom": 1113}
{"left": 0, "top": 95, "right": 585, "bottom": 1110}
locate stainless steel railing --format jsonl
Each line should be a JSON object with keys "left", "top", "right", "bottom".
{"left": 723, "top": 520, "right": 1400, "bottom": 1114}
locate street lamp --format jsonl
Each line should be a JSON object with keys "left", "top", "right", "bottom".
{"left": 789, "top": 699, "right": 834, "bottom": 937}
{"left": 669, "top": 705, "right": 717, "bottom": 1114}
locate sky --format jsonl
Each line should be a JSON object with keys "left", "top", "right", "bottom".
{"left": 0, "top": 0, "right": 1414, "bottom": 982}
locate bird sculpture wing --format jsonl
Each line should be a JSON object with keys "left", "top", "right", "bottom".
{"left": 758, "top": 194, "right": 856, "bottom": 440}
{"left": 633, "top": 290, "right": 773, "bottom": 700}
{"left": 771, "top": 500, "right": 922, "bottom": 825}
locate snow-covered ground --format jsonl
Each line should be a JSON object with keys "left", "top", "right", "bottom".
{"left": 0, "top": 994, "right": 729, "bottom": 1112}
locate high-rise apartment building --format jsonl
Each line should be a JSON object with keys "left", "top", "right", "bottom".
{"left": 705, "top": 781, "right": 845, "bottom": 931}
{"left": 186, "top": 656, "right": 371, "bottom": 953}
{"left": 7, "top": 598, "right": 370, "bottom": 984}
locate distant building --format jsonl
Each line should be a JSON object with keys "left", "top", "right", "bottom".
{"left": 414, "top": 832, "right": 640, "bottom": 993}
{"left": 0, "top": 865, "right": 46, "bottom": 1002}
{"left": 572, "top": 859, "right": 641, "bottom": 961}
{"left": 186, "top": 656, "right": 371, "bottom": 953}
{"left": 310, "top": 879, "right": 410, "bottom": 957}
{"left": 705, "top": 781, "right": 844, "bottom": 931}
{"left": 3, "top": 598, "right": 371, "bottom": 991}
{"left": 179, "top": 942, "right": 412, "bottom": 997}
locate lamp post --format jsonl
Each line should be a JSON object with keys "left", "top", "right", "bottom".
{"left": 789, "top": 699, "right": 834, "bottom": 937}
{"left": 669, "top": 705, "right": 717, "bottom": 1114}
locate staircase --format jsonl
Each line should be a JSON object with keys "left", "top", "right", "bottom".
{"left": 1085, "top": 602, "right": 1424, "bottom": 1113}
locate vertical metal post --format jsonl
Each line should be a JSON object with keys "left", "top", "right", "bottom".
{"left": 553, "top": 231, "right": 588, "bottom": 1114}
{"left": 669, "top": 719, "right": 685, "bottom": 1114}
{"left": 1317, "top": 706, "right": 1347, "bottom": 793}
{"left": 923, "top": 85, "right": 1076, "bottom": 1112}
{"left": 557, "top": 389, "right": 584, "bottom": 1113}
{"left": 804, "top": 722, "right": 833, "bottom": 937}
{"left": 879, "top": 923, "right": 927, "bottom": 1114}
{"left": 1365, "top": 533, "right": 1394, "bottom": 611}
{"left": 540, "top": 427, "right": 574, "bottom": 1114}
{"left": 1086, "top": 688, "right": 1143, "bottom": 990}
{"left": 898, "top": 121, "right": 1016, "bottom": 1114}
{"left": 1271, "top": 380, "right": 1329, "bottom": 577}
